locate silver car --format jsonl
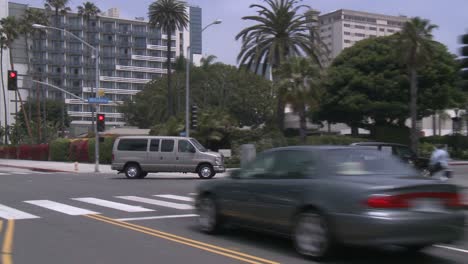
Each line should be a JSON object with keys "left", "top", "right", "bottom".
{"left": 195, "top": 146, "right": 465, "bottom": 259}
{"left": 111, "top": 136, "right": 225, "bottom": 179}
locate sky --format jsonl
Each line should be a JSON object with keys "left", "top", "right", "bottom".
{"left": 12, "top": 0, "right": 468, "bottom": 66}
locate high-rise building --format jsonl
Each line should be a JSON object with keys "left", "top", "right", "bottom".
{"left": 2, "top": 2, "right": 200, "bottom": 136}
{"left": 317, "top": 9, "right": 408, "bottom": 64}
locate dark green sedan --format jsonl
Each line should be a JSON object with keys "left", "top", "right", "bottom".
{"left": 195, "top": 146, "right": 465, "bottom": 259}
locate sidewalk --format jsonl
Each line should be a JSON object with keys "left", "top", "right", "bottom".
{"left": 0, "top": 159, "right": 113, "bottom": 173}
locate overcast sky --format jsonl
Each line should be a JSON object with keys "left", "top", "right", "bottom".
{"left": 13, "top": 0, "right": 468, "bottom": 66}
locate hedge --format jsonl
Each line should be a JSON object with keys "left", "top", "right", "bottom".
{"left": 88, "top": 136, "right": 117, "bottom": 164}
{"left": 49, "top": 139, "right": 71, "bottom": 162}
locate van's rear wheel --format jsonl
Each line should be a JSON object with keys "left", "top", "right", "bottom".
{"left": 198, "top": 164, "right": 215, "bottom": 179}
{"left": 125, "top": 163, "right": 141, "bottom": 179}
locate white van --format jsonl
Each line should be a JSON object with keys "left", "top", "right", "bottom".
{"left": 111, "top": 136, "right": 225, "bottom": 179}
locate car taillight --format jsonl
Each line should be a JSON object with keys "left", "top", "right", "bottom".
{"left": 366, "top": 192, "right": 462, "bottom": 209}
{"left": 366, "top": 195, "right": 409, "bottom": 208}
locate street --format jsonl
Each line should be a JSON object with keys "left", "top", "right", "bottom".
{"left": 0, "top": 167, "right": 467, "bottom": 264}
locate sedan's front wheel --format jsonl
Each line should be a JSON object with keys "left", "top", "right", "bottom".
{"left": 294, "top": 211, "right": 333, "bottom": 260}
{"left": 197, "top": 196, "right": 222, "bottom": 234}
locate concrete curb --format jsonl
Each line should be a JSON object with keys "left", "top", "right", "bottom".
{"left": 0, "top": 164, "right": 74, "bottom": 173}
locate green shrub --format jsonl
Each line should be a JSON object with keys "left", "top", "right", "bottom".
{"left": 419, "top": 142, "right": 435, "bottom": 158}
{"left": 305, "top": 135, "right": 367, "bottom": 146}
{"left": 49, "top": 138, "right": 71, "bottom": 161}
{"left": 88, "top": 136, "right": 116, "bottom": 164}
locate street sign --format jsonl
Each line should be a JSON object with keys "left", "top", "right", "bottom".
{"left": 88, "top": 97, "right": 109, "bottom": 104}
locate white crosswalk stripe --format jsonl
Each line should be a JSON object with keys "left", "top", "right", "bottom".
{"left": 24, "top": 200, "right": 99, "bottom": 215}
{"left": 9, "top": 172, "right": 30, "bottom": 175}
{"left": 0, "top": 204, "right": 40, "bottom": 220}
{"left": 0, "top": 173, "right": 8, "bottom": 175}
{"left": 72, "top": 197, "right": 155, "bottom": 212}
{"left": 116, "top": 196, "right": 194, "bottom": 210}
{"left": 154, "top": 194, "right": 194, "bottom": 202}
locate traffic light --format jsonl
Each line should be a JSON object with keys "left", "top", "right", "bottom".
{"left": 190, "top": 105, "right": 198, "bottom": 130}
{"left": 460, "top": 34, "right": 468, "bottom": 81}
{"left": 97, "top": 114, "right": 105, "bottom": 132}
{"left": 7, "top": 70, "right": 17, "bottom": 91}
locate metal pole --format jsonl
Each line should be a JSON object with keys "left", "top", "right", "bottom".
{"left": 185, "top": 46, "right": 190, "bottom": 138}
{"left": 94, "top": 49, "right": 100, "bottom": 173}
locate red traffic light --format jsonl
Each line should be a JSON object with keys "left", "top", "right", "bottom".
{"left": 98, "top": 115, "right": 105, "bottom": 121}
{"left": 9, "top": 71, "right": 17, "bottom": 78}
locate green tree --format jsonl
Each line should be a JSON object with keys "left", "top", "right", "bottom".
{"left": 236, "top": 0, "right": 316, "bottom": 130}
{"left": 318, "top": 35, "right": 463, "bottom": 137}
{"left": 398, "top": 17, "right": 438, "bottom": 153}
{"left": 277, "top": 57, "right": 323, "bottom": 143}
{"left": 0, "top": 16, "right": 34, "bottom": 141}
{"left": 45, "top": 0, "right": 71, "bottom": 27}
{"left": 148, "top": 0, "right": 189, "bottom": 117}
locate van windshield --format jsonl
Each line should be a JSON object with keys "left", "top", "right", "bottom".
{"left": 190, "top": 139, "right": 207, "bottom": 152}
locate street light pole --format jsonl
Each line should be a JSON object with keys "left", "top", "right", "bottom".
{"left": 185, "top": 19, "right": 222, "bottom": 138}
{"left": 33, "top": 24, "right": 101, "bottom": 172}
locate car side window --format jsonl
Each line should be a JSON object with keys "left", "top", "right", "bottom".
{"left": 161, "top": 139, "right": 174, "bottom": 152}
{"left": 394, "top": 146, "right": 414, "bottom": 158}
{"left": 150, "top": 139, "right": 160, "bottom": 152}
{"left": 178, "top": 140, "right": 196, "bottom": 153}
{"left": 271, "top": 150, "right": 317, "bottom": 179}
{"left": 241, "top": 153, "right": 275, "bottom": 179}
{"left": 117, "top": 139, "right": 148, "bottom": 151}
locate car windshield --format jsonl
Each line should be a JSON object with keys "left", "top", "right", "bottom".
{"left": 190, "top": 138, "right": 207, "bottom": 152}
{"left": 324, "top": 149, "right": 417, "bottom": 176}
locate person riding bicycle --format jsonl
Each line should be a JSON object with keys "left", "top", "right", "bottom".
{"left": 429, "top": 144, "right": 451, "bottom": 177}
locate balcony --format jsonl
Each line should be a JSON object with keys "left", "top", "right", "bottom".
{"left": 101, "top": 64, "right": 116, "bottom": 70}
{"left": 100, "top": 27, "right": 117, "bottom": 33}
{"left": 117, "top": 53, "right": 131, "bottom": 59}
{"left": 102, "top": 52, "right": 116, "bottom": 58}
{"left": 117, "top": 41, "right": 132, "bottom": 47}
{"left": 101, "top": 40, "right": 115, "bottom": 46}
{"left": 67, "top": 48, "right": 83, "bottom": 55}
{"left": 31, "top": 58, "right": 48, "bottom": 64}
{"left": 134, "top": 42, "right": 147, "bottom": 49}
{"left": 85, "top": 26, "right": 99, "bottom": 33}
{"left": 48, "top": 46, "right": 65, "bottom": 53}
{"left": 118, "top": 30, "right": 131, "bottom": 36}
{"left": 31, "top": 46, "right": 47, "bottom": 52}
{"left": 132, "top": 31, "right": 148, "bottom": 37}
{"left": 48, "top": 60, "right": 66, "bottom": 66}
{"left": 66, "top": 24, "right": 83, "bottom": 30}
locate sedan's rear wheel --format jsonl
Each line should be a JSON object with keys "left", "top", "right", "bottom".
{"left": 197, "top": 196, "right": 221, "bottom": 234}
{"left": 294, "top": 211, "right": 332, "bottom": 259}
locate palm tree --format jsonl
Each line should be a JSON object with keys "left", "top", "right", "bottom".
{"left": 277, "top": 57, "right": 322, "bottom": 143}
{"left": 44, "top": 0, "right": 71, "bottom": 28}
{"left": 235, "top": 0, "right": 313, "bottom": 131}
{"left": 398, "top": 17, "right": 438, "bottom": 153}
{"left": 0, "top": 16, "right": 34, "bottom": 141}
{"left": 77, "top": 1, "right": 101, "bottom": 41}
{"left": 0, "top": 30, "right": 8, "bottom": 143}
{"left": 148, "top": 0, "right": 188, "bottom": 118}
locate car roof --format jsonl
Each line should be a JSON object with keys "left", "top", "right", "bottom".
{"left": 265, "top": 145, "right": 370, "bottom": 152}
{"left": 117, "top": 136, "right": 193, "bottom": 140}
{"left": 350, "top": 142, "right": 408, "bottom": 147}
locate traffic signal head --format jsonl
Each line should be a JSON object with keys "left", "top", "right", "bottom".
{"left": 97, "top": 114, "right": 105, "bottom": 132}
{"left": 190, "top": 105, "right": 198, "bottom": 130}
{"left": 7, "top": 70, "right": 18, "bottom": 91}
{"left": 459, "top": 34, "right": 468, "bottom": 84}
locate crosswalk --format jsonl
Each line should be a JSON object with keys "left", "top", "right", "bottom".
{"left": 0, "top": 194, "right": 196, "bottom": 221}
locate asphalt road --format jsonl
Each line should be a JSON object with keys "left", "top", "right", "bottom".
{"left": 0, "top": 167, "right": 468, "bottom": 264}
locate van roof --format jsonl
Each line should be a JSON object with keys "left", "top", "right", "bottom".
{"left": 117, "top": 136, "right": 194, "bottom": 140}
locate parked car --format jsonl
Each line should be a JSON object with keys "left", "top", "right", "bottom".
{"left": 195, "top": 146, "right": 464, "bottom": 259}
{"left": 111, "top": 136, "right": 225, "bottom": 179}
{"left": 351, "top": 142, "right": 430, "bottom": 176}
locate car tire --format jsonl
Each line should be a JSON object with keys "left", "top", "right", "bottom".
{"left": 124, "top": 163, "right": 141, "bottom": 179}
{"left": 197, "top": 195, "right": 222, "bottom": 234}
{"left": 198, "top": 164, "right": 215, "bottom": 179}
{"left": 294, "top": 210, "right": 333, "bottom": 260}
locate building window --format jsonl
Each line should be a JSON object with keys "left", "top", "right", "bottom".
{"left": 134, "top": 49, "right": 146, "bottom": 55}
{"left": 355, "top": 25, "right": 366, "bottom": 29}
{"left": 117, "top": 82, "right": 129, "bottom": 89}
{"left": 369, "top": 27, "right": 377, "bottom": 31}
{"left": 344, "top": 31, "right": 351, "bottom": 35}
{"left": 149, "top": 50, "right": 162, "bottom": 57}
{"left": 133, "top": 61, "right": 146, "bottom": 67}
{"left": 117, "top": 71, "right": 131, "bottom": 78}
{"left": 388, "top": 29, "right": 395, "bottom": 33}
{"left": 149, "top": 61, "right": 162, "bottom": 68}
{"left": 133, "top": 84, "right": 145, "bottom": 90}
{"left": 355, "top": 33, "right": 365, "bottom": 37}
{"left": 134, "top": 25, "right": 146, "bottom": 32}
{"left": 118, "top": 59, "right": 130, "bottom": 65}
{"left": 344, "top": 39, "right": 351, "bottom": 43}
{"left": 133, "top": 72, "right": 145, "bottom": 79}
{"left": 344, "top": 23, "right": 351, "bottom": 27}
{"left": 379, "top": 28, "right": 385, "bottom": 32}
{"left": 101, "top": 82, "right": 114, "bottom": 89}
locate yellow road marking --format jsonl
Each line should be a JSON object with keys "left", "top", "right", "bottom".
{"left": 86, "top": 214, "right": 280, "bottom": 264}
{"left": 2, "top": 219, "right": 14, "bottom": 264}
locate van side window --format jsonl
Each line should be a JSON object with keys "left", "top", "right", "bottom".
{"left": 178, "top": 140, "right": 195, "bottom": 153}
{"left": 161, "top": 139, "right": 174, "bottom": 152}
{"left": 150, "top": 139, "right": 160, "bottom": 152}
{"left": 117, "top": 139, "right": 148, "bottom": 151}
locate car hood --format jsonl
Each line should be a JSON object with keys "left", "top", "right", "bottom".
{"left": 203, "top": 151, "right": 222, "bottom": 158}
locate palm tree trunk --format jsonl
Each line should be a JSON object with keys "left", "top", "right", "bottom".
{"left": 299, "top": 103, "right": 307, "bottom": 144}
{"left": 410, "top": 67, "right": 419, "bottom": 154}
{"left": 1, "top": 47, "right": 8, "bottom": 144}
{"left": 10, "top": 49, "right": 33, "bottom": 141}
{"left": 432, "top": 112, "right": 436, "bottom": 136}
{"left": 438, "top": 112, "right": 442, "bottom": 136}
{"left": 167, "top": 29, "right": 173, "bottom": 117}
{"left": 36, "top": 82, "right": 41, "bottom": 143}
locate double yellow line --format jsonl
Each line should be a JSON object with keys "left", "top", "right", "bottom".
{"left": 1, "top": 219, "right": 15, "bottom": 264}
{"left": 86, "top": 214, "right": 280, "bottom": 264}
